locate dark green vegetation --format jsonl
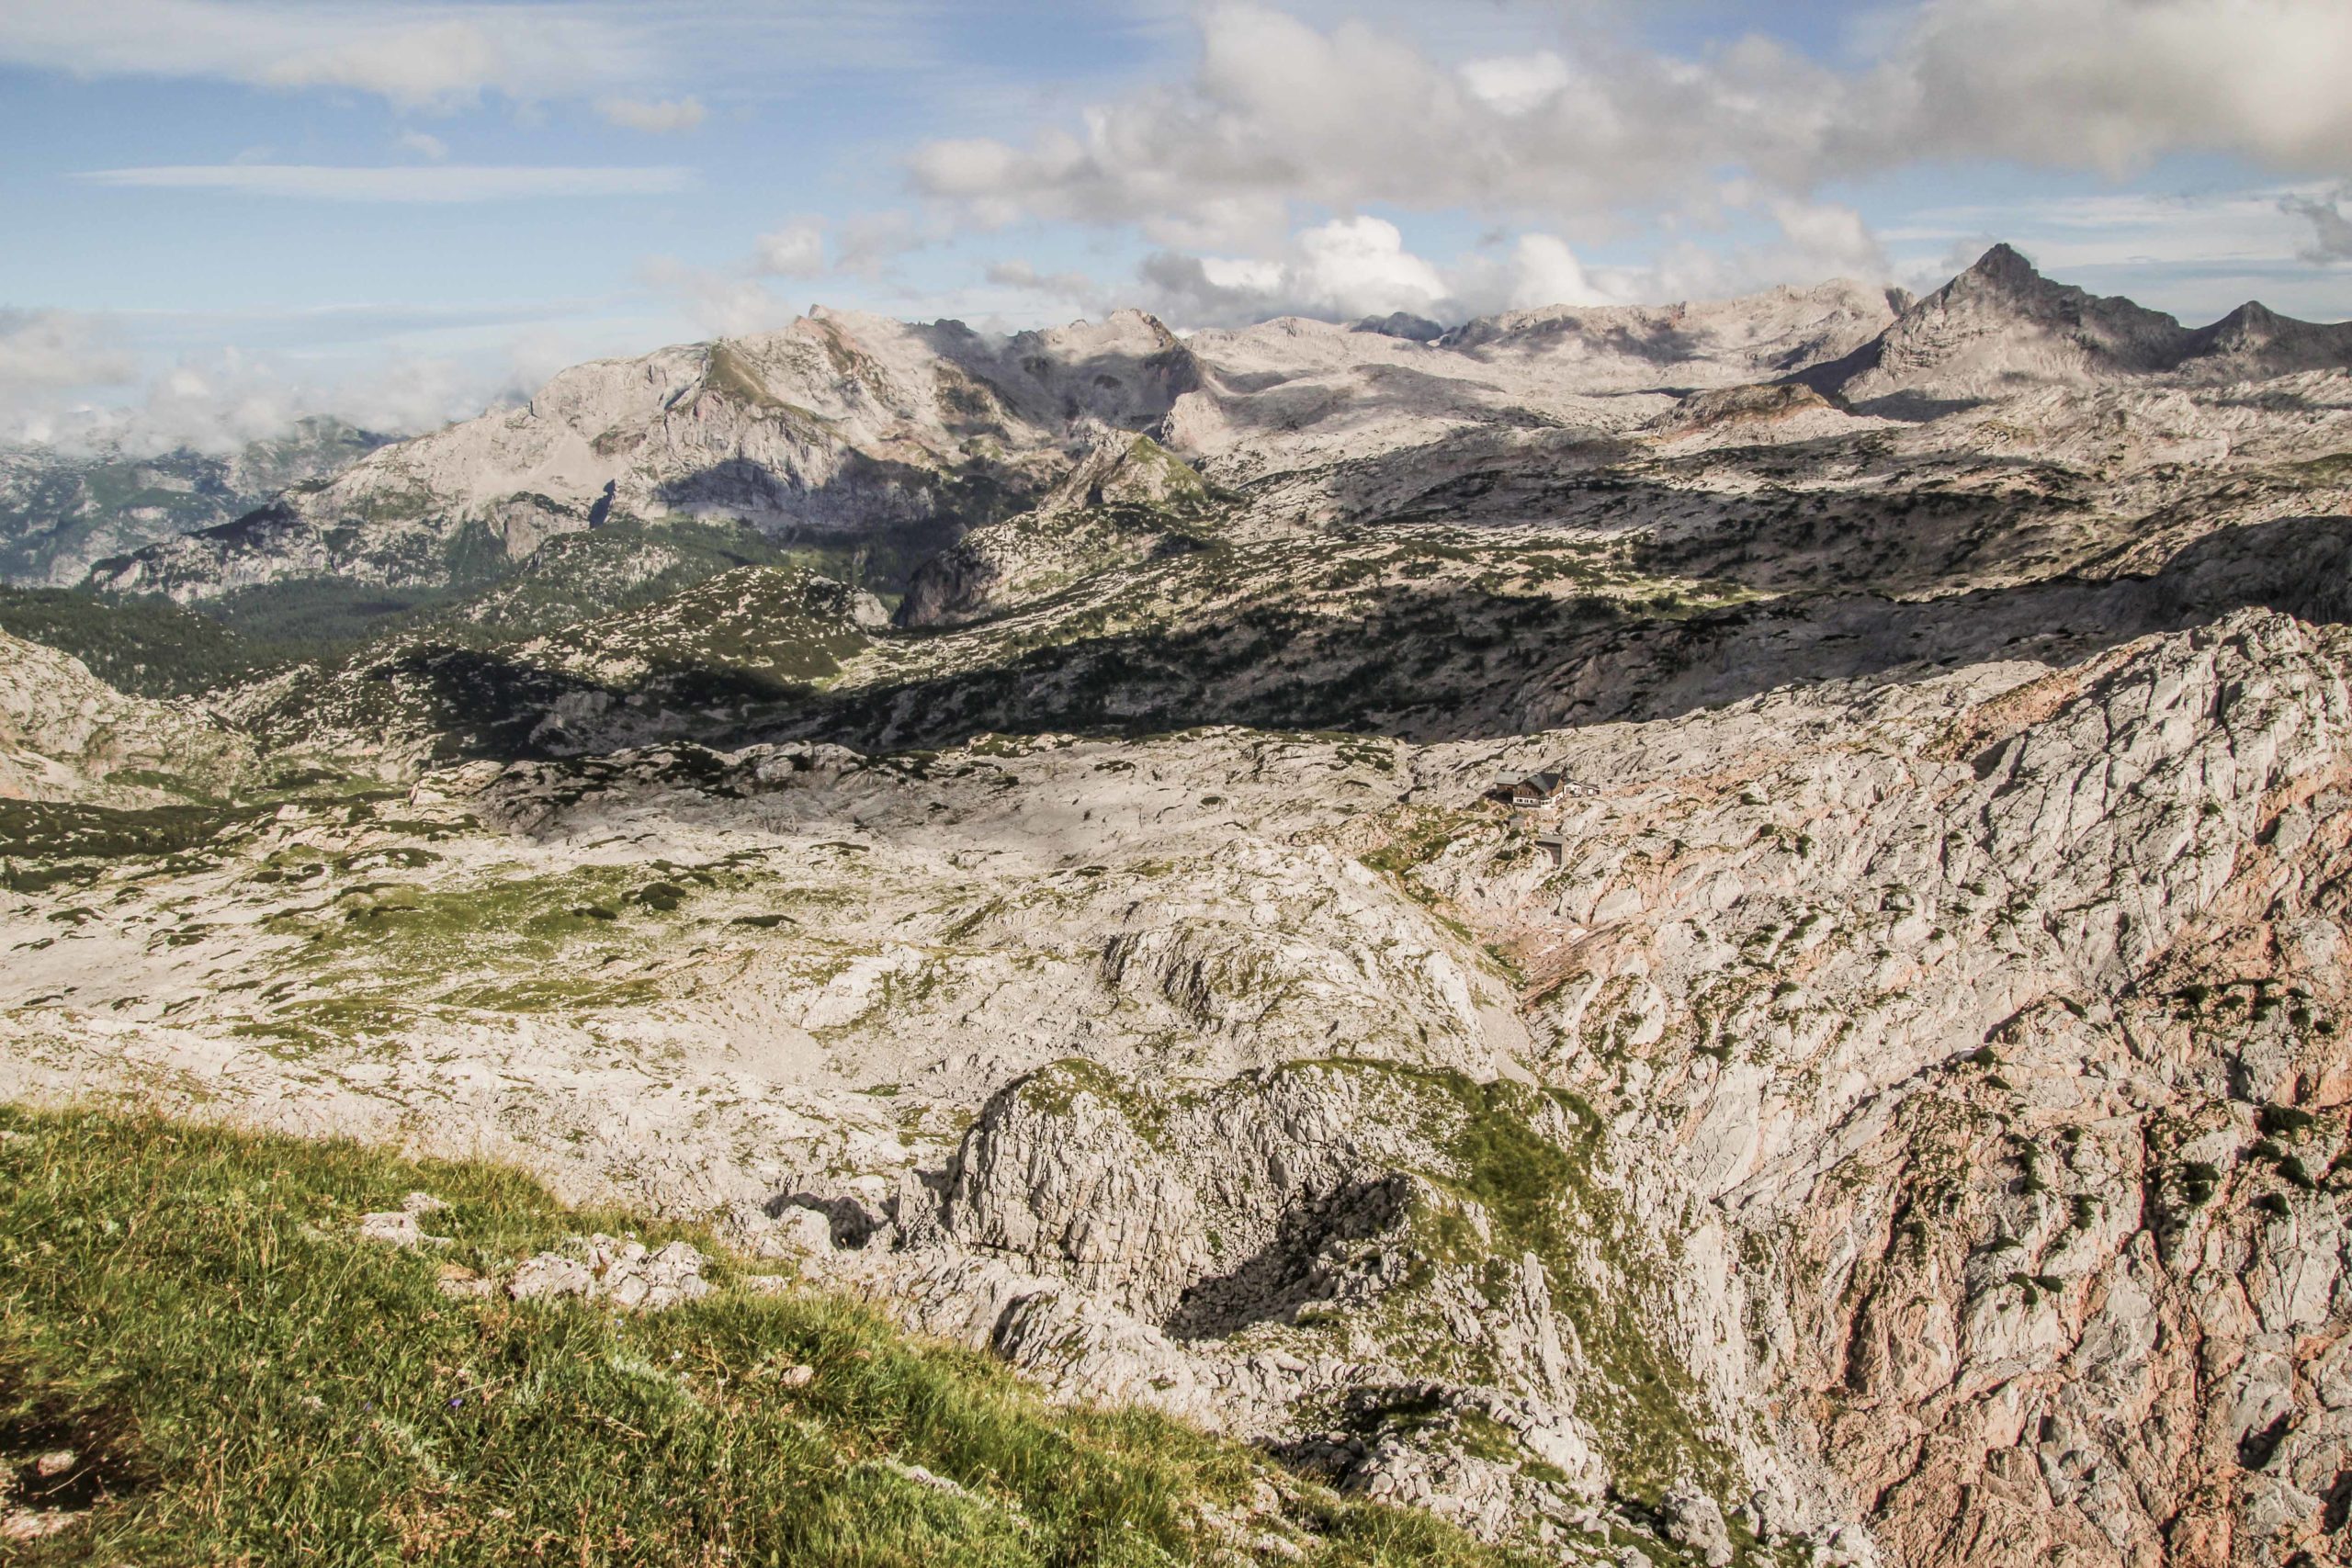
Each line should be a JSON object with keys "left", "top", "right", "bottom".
{"left": 0, "top": 799, "right": 264, "bottom": 893}
{"left": 237, "top": 564, "right": 878, "bottom": 767}
{"left": 0, "top": 1105, "right": 1542, "bottom": 1568}
{"left": 427, "top": 519, "right": 802, "bottom": 640}
{"left": 175, "top": 516, "right": 815, "bottom": 650}
{"left": 0, "top": 588, "right": 317, "bottom": 698}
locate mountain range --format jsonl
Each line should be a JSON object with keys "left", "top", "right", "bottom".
{"left": 0, "top": 417, "right": 388, "bottom": 588}
{"left": 71, "top": 244, "right": 2352, "bottom": 625}
{"left": 6, "top": 245, "right": 2352, "bottom": 1568}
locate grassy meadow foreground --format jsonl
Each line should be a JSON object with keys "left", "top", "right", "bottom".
{"left": 0, "top": 1103, "right": 1566, "bottom": 1567}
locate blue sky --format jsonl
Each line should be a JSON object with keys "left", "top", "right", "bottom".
{"left": 3, "top": 0, "right": 2347, "bottom": 449}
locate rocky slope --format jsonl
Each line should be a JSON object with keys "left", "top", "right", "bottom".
{"left": 79, "top": 311, "right": 1195, "bottom": 607}
{"left": 6, "top": 243, "right": 2352, "bottom": 1568}
{"left": 0, "top": 628, "right": 256, "bottom": 803}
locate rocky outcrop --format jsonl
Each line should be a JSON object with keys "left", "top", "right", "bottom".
{"left": 0, "top": 627, "right": 256, "bottom": 802}
{"left": 507, "top": 1235, "right": 713, "bottom": 1312}
{"left": 897, "top": 431, "right": 1216, "bottom": 627}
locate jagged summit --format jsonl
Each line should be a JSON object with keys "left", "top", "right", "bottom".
{"left": 1837, "top": 242, "right": 2352, "bottom": 403}
{"left": 1954, "top": 240, "right": 2041, "bottom": 289}
{"left": 2187, "top": 296, "right": 2352, "bottom": 377}
{"left": 1838, "top": 242, "right": 2189, "bottom": 402}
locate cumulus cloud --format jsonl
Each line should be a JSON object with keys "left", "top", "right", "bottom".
{"left": 831, "top": 211, "right": 930, "bottom": 277}
{"left": 0, "top": 309, "right": 139, "bottom": 400}
{"left": 908, "top": 5, "right": 1838, "bottom": 247}
{"left": 1135, "top": 218, "right": 1444, "bottom": 326}
{"left": 599, "top": 96, "right": 707, "bottom": 133}
{"left": 1501, "top": 236, "right": 1611, "bottom": 310}
{"left": 752, "top": 222, "right": 827, "bottom": 278}
{"left": 1875, "top": 0, "right": 2352, "bottom": 177}
{"left": 393, "top": 130, "right": 449, "bottom": 161}
{"left": 1135, "top": 217, "right": 1612, "bottom": 327}
{"left": 1126, "top": 195, "right": 1891, "bottom": 330}
{"left": 79, "top": 164, "right": 694, "bottom": 201}
{"left": 909, "top": 1, "right": 2352, "bottom": 249}
{"left": 0, "top": 0, "right": 642, "bottom": 111}
{"left": 2282, "top": 191, "right": 2352, "bottom": 263}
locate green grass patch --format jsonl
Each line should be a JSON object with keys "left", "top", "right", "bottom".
{"left": 0, "top": 1103, "right": 1539, "bottom": 1568}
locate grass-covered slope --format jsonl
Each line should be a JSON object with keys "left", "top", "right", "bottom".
{"left": 0, "top": 1105, "right": 1531, "bottom": 1568}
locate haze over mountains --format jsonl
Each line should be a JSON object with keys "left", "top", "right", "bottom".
{"left": 7, "top": 243, "right": 2352, "bottom": 1568}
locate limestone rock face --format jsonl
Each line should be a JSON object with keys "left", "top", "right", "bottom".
{"left": 509, "top": 1235, "right": 711, "bottom": 1312}
{"left": 896, "top": 431, "right": 1214, "bottom": 627}
{"left": 1838, "top": 243, "right": 2352, "bottom": 406}
{"left": 0, "top": 628, "right": 255, "bottom": 803}
{"left": 83, "top": 311, "right": 1199, "bottom": 604}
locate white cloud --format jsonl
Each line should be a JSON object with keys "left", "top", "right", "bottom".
{"left": 0, "top": 308, "right": 138, "bottom": 397}
{"left": 1872, "top": 0, "right": 2352, "bottom": 177}
{"left": 394, "top": 129, "right": 449, "bottom": 161}
{"left": 1458, "top": 51, "right": 1572, "bottom": 117}
{"left": 1137, "top": 217, "right": 1619, "bottom": 327}
{"left": 831, "top": 210, "right": 932, "bottom": 277}
{"left": 639, "top": 205, "right": 942, "bottom": 336}
{"left": 636, "top": 257, "right": 798, "bottom": 339}
{"left": 908, "top": 1, "right": 2352, "bottom": 250}
{"left": 1497, "top": 235, "right": 1611, "bottom": 310}
{"left": 1136, "top": 217, "right": 1446, "bottom": 326}
{"left": 1128, "top": 194, "right": 1896, "bottom": 330}
{"left": 752, "top": 222, "right": 827, "bottom": 278}
{"left": 599, "top": 96, "right": 707, "bottom": 133}
{"left": 984, "top": 260, "right": 1119, "bottom": 317}
{"left": 1, "top": 327, "right": 531, "bottom": 455}
{"left": 0, "top": 0, "right": 642, "bottom": 110}
{"left": 908, "top": 5, "right": 1838, "bottom": 247}
{"left": 2282, "top": 191, "right": 2352, "bottom": 264}
{"left": 1283, "top": 217, "right": 1449, "bottom": 316}
{"left": 79, "top": 164, "right": 695, "bottom": 201}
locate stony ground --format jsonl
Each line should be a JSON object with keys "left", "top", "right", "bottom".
{"left": 6, "top": 247, "right": 2352, "bottom": 1568}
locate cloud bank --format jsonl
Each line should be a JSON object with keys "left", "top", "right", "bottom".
{"left": 910, "top": 0, "right": 2352, "bottom": 250}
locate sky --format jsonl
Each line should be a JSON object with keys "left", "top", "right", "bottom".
{"left": 3, "top": 0, "right": 2349, "bottom": 452}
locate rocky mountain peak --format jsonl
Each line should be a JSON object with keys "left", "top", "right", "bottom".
{"left": 1838, "top": 238, "right": 2197, "bottom": 402}
{"left": 1352, "top": 310, "right": 1448, "bottom": 343}
{"left": 1954, "top": 240, "right": 2041, "bottom": 291}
